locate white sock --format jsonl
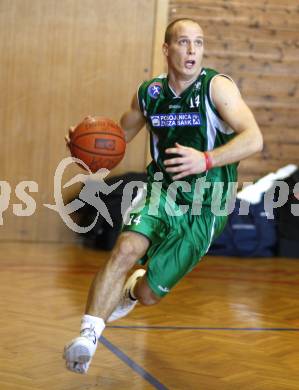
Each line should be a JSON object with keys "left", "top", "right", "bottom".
{"left": 80, "top": 314, "right": 105, "bottom": 340}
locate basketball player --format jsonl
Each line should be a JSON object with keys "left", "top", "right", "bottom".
{"left": 63, "top": 18, "right": 263, "bottom": 373}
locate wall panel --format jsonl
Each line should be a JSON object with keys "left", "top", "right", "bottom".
{"left": 169, "top": 0, "right": 299, "bottom": 185}
{"left": 0, "top": 0, "right": 156, "bottom": 241}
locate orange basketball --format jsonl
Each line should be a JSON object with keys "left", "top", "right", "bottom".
{"left": 69, "top": 116, "right": 126, "bottom": 172}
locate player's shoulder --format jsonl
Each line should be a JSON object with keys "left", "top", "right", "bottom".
{"left": 203, "top": 67, "right": 237, "bottom": 93}
{"left": 138, "top": 74, "right": 166, "bottom": 90}
{"left": 201, "top": 67, "right": 219, "bottom": 79}
{"left": 137, "top": 74, "right": 167, "bottom": 100}
{"left": 203, "top": 67, "right": 234, "bottom": 84}
{"left": 211, "top": 74, "right": 239, "bottom": 97}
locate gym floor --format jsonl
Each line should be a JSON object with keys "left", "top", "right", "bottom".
{"left": 1, "top": 242, "right": 299, "bottom": 390}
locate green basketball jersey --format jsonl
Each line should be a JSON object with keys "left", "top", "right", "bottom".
{"left": 137, "top": 67, "right": 238, "bottom": 208}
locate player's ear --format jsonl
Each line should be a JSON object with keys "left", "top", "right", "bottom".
{"left": 162, "top": 42, "right": 169, "bottom": 57}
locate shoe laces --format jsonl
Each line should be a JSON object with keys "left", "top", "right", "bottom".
{"left": 80, "top": 325, "right": 97, "bottom": 344}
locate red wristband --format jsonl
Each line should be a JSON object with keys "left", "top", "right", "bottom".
{"left": 203, "top": 151, "right": 213, "bottom": 171}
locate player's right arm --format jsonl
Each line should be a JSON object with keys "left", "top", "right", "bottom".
{"left": 65, "top": 93, "right": 145, "bottom": 148}
{"left": 120, "top": 93, "right": 146, "bottom": 143}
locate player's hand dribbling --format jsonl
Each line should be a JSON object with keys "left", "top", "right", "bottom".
{"left": 164, "top": 142, "right": 208, "bottom": 180}
{"left": 64, "top": 117, "right": 95, "bottom": 150}
{"left": 64, "top": 126, "right": 75, "bottom": 150}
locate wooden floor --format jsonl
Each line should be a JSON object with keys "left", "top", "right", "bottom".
{"left": 0, "top": 242, "right": 299, "bottom": 390}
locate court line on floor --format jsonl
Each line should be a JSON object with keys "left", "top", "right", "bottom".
{"left": 107, "top": 325, "right": 299, "bottom": 331}
{"left": 100, "top": 336, "right": 169, "bottom": 390}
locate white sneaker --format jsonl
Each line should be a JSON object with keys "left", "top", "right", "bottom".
{"left": 65, "top": 359, "right": 91, "bottom": 374}
{"left": 107, "top": 269, "right": 146, "bottom": 323}
{"left": 63, "top": 327, "right": 98, "bottom": 374}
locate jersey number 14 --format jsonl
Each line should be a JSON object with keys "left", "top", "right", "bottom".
{"left": 189, "top": 95, "right": 200, "bottom": 108}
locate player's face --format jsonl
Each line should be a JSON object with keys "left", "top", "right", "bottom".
{"left": 163, "top": 22, "right": 204, "bottom": 80}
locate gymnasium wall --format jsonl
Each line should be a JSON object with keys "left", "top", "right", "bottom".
{"left": 168, "top": 0, "right": 299, "bottom": 184}
{"left": 0, "top": 0, "right": 156, "bottom": 242}
{"left": 1, "top": 0, "right": 297, "bottom": 242}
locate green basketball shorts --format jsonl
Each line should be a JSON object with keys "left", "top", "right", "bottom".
{"left": 122, "top": 184, "right": 227, "bottom": 298}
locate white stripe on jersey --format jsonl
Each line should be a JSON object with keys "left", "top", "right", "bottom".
{"left": 205, "top": 94, "right": 234, "bottom": 151}
{"left": 152, "top": 132, "right": 159, "bottom": 162}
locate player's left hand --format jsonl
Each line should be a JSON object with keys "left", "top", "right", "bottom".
{"left": 64, "top": 116, "right": 95, "bottom": 149}
{"left": 164, "top": 143, "right": 207, "bottom": 180}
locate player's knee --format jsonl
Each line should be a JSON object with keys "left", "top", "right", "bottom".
{"left": 139, "top": 295, "right": 160, "bottom": 306}
{"left": 135, "top": 272, "right": 161, "bottom": 305}
{"left": 116, "top": 237, "right": 136, "bottom": 259}
{"left": 111, "top": 233, "right": 149, "bottom": 272}
{"left": 139, "top": 290, "right": 161, "bottom": 306}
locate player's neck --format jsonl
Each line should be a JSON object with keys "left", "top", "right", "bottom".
{"left": 167, "top": 70, "right": 201, "bottom": 96}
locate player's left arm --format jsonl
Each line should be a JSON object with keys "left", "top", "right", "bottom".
{"left": 207, "top": 75, "right": 263, "bottom": 167}
{"left": 164, "top": 76, "right": 263, "bottom": 180}
{"left": 120, "top": 93, "right": 146, "bottom": 143}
